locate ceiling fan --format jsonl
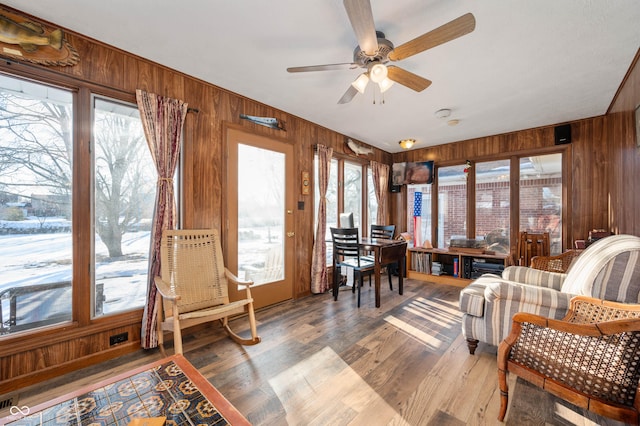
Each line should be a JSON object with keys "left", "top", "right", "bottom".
{"left": 287, "top": 0, "right": 476, "bottom": 104}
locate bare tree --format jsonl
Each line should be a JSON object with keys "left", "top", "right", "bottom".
{"left": 94, "top": 109, "right": 152, "bottom": 257}
{"left": 0, "top": 90, "right": 153, "bottom": 258}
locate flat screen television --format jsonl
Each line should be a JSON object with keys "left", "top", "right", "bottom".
{"left": 339, "top": 212, "right": 354, "bottom": 228}
{"left": 392, "top": 161, "right": 434, "bottom": 185}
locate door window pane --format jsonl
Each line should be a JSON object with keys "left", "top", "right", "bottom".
{"left": 93, "top": 97, "right": 154, "bottom": 317}
{"left": 476, "top": 160, "right": 510, "bottom": 254}
{"left": 520, "top": 154, "right": 563, "bottom": 254}
{"left": 437, "top": 165, "right": 467, "bottom": 248}
{"left": 237, "top": 144, "right": 285, "bottom": 285}
{"left": 0, "top": 75, "right": 73, "bottom": 334}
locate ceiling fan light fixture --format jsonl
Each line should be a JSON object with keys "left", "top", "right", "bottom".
{"left": 378, "top": 77, "right": 394, "bottom": 93}
{"left": 369, "top": 63, "right": 388, "bottom": 83}
{"left": 399, "top": 138, "right": 416, "bottom": 149}
{"left": 351, "top": 73, "right": 370, "bottom": 94}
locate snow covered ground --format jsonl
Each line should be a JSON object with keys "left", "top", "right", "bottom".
{"left": 0, "top": 217, "right": 149, "bottom": 333}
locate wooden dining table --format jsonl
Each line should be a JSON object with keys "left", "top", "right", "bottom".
{"left": 358, "top": 238, "right": 407, "bottom": 308}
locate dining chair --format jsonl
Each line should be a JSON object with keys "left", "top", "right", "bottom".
{"left": 365, "top": 224, "right": 397, "bottom": 289}
{"left": 330, "top": 227, "right": 375, "bottom": 308}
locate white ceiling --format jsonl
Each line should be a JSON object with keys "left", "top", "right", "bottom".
{"left": 4, "top": 1, "right": 640, "bottom": 153}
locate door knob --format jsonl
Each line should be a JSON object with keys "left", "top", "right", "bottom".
{"left": 287, "top": 232, "right": 295, "bottom": 237}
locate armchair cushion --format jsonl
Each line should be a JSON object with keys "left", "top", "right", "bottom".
{"left": 461, "top": 279, "right": 573, "bottom": 347}
{"left": 559, "top": 235, "right": 640, "bottom": 302}
{"left": 501, "top": 266, "right": 566, "bottom": 290}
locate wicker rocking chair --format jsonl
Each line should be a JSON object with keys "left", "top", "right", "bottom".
{"left": 154, "top": 229, "right": 261, "bottom": 355}
{"left": 498, "top": 295, "right": 640, "bottom": 424}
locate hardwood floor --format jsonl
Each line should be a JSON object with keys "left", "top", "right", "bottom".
{"left": 1, "top": 279, "right": 626, "bottom": 425}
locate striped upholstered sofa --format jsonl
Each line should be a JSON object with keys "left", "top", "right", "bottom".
{"left": 459, "top": 234, "right": 640, "bottom": 354}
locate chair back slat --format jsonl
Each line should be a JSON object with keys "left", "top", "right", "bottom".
{"left": 161, "top": 229, "right": 229, "bottom": 315}
{"left": 330, "top": 227, "right": 361, "bottom": 264}
{"left": 371, "top": 224, "right": 395, "bottom": 240}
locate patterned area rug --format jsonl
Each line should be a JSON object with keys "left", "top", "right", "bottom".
{"left": 506, "top": 378, "right": 628, "bottom": 426}
{"left": 2, "top": 358, "right": 232, "bottom": 426}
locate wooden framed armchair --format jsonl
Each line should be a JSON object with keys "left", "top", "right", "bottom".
{"left": 530, "top": 249, "right": 580, "bottom": 273}
{"left": 498, "top": 296, "right": 640, "bottom": 424}
{"left": 154, "top": 229, "right": 261, "bottom": 355}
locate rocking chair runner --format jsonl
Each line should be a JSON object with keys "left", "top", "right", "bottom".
{"left": 154, "top": 229, "right": 261, "bottom": 355}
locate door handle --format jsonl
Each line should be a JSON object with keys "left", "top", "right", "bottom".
{"left": 287, "top": 232, "right": 295, "bottom": 237}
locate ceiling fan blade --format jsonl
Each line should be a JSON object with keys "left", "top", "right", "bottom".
{"left": 388, "top": 13, "right": 476, "bottom": 61}
{"left": 343, "top": 0, "right": 379, "bottom": 56}
{"left": 387, "top": 66, "right": 432, "bottom": 92}
{"left": 338, "top": 85, "right": 359, "bottom": 104}
{"left": 287, "top": 63, "right": 358, "bottom": 73}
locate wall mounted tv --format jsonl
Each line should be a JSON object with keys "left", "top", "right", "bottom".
{"left": 391, "top": 161, "right": 434, "bottom": 185}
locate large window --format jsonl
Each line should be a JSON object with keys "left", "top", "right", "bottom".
{"left": 314, "top": 156, "right": 370, "bottom": 264}
{"left": 367, "top": 168, "right": 377, "bottom": 227}
{"left": 0, "top": 72, "right": 159, "bottom": 336}
{"left": 437, "top": 165, "right": 467, "bottom": 249}
{"left": 0, "top": 75, "right": 74, "bottom": 334}
{"left": 406, "top": 153, "right": 564, "bottom": 255}
{"left": 344, "top": 162, "right": 362, "bottom": 229}
{"left": 92, "top": 97, "right": 154, "bottom": 317}
{"left": 476, "top": 159, "right": 510, "bottom": 254}
{"left": 520, "top": 154, "right": 563, "bottom": 254}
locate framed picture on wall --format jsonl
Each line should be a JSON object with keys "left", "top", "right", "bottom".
{"left": 636, "top": 104, "right": 640, "bottom": 147}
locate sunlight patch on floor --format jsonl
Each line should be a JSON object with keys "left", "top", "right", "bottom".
{"left": 269, "top": 346, "right": 409, "bottom": 425}
{"left": 384, "top": 314, "right": 443, "bottom": 349}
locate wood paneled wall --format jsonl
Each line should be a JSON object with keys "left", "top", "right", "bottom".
{"left": 0, "top": 5, "right": 390, "bottom": 393}
{"left": 391, "top": 48, "right": 640, "bottom": 243}
{"left": 0, "top": 5, "right": 637, "bottom": 393}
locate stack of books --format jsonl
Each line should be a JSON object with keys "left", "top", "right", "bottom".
{"left": 431, "top": 261, "right": 442, "bottom": 275}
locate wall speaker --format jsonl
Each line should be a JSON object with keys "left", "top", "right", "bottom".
{"left": 554, "top": 124, "right": 571, "bottom": 145}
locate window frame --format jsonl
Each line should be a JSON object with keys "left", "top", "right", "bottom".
{"left": 414, "top": 147, "right": 571, "bottom": 254}
{"left": 0, "top": 67, "right": 149, "bottom": 343}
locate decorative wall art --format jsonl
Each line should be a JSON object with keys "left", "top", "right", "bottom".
{"left": 0, "top": 6, "right": 79, "bottom": 67}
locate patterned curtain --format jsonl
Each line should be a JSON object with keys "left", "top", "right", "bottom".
{"left": 371, "top": 161, "right": 390, "bottom": 225}
{"left": 311, "top": 144, "right": 333, "bottom": 294}
{"left": 136, "top": 89, "right": 188, "bottom": 349}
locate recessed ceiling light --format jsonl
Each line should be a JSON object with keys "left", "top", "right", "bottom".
{"left": 435, "top": 108, "right": 451, "bottom": 119}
